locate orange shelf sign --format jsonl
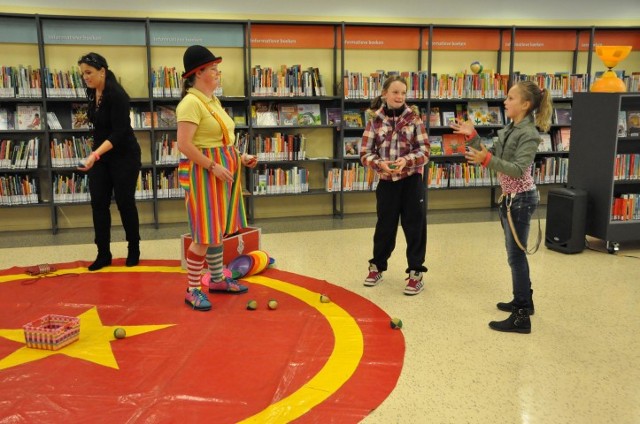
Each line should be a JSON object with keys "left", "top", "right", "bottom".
{"left": 578, "top": 31, "right": 640, "bottom": 51}
{"left": 341, "top": 26, "right": 420, "bottom": 50}
{"left": 250, "top": 25, "right": 335, "bottom": 49}
{"left": 426, "top": 28, "right": 500, "bottom": 51}
{"left": 503, "top": 30, "right": 577, "bottom": 51}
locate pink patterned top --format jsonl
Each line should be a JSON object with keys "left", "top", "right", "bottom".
{"left": 498, "top": 163, "right": 535, "bottom": 194}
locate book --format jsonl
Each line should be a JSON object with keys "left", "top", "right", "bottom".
{"left": 466, "top": 101, "right": 489, "bottom": 125}
{"left": 441, "top": 111, "right": 456, "bottom": 126}
{"left": 141, "top": 111, "right": 158, "bottom": 128}
{"left": 553, "top": 104, "right": 572, "bottom": 125}
{"left": 343, "top": 109, "right": 364, "bottom": 128}
{"left": 277, "top": 103, "right": 298, "bottom": 126}
{"left": 233, "top": 111, "right": 247, "bottom": 126}
{"left": 617, "top": 111, "right": 627, "bottom": 137}
{"left": 16, "top": 104, "right": 42, "bottom": 130}
{"left": 0, "top": 108, "right": 9, "bottom": 130}
{"left": 429, "top": 106, "right": 441, "bottom": 127}
{"left": 70, "top": 103, "right": 90, "bottom": 129}
{"left": 627, "top": 111, "right": 640, "bottom": 137}
{"left": 428, "top": 135, "right": 443, "bottom": 156}
{"left": 46, "top": 112, "right": 62, "bottom": 130}
{"left": 326, "top": 107, "right": 342, "bottom": 126}
{"left": 157, "top": 105, "right": 177, "bottom": 128}
{"left": 487, "top": 106, "right": 503, "bottom": 125}
{"left": 296, "top": 103, "right": 321, "bottom": 126}
{"left": 538, "top": 133, "right": 552, "bottom": 152}
{"left": 554, "top": 127, "right": 571, "bottom": 151}
{"left": 343, "top": 137, "right": 360, "bottom": 158}
{"left": 253, "top": 102, "right": 278, "bottom": 126}
{"left": 442, "top": 133, "right": 466, "bottom": 155}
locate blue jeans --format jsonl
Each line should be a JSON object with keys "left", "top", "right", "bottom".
{"left": 498, "top": 189, "right": 539, "bottom": 308}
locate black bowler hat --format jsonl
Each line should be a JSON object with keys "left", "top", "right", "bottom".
{"left": 182, "top": 45, "right": 222, "bottom": 78}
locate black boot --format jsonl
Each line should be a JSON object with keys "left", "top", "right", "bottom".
{"left": 88, "top": 251, "right": 112, "bottom": 271}
{"left": 497, "top": 289, "right": 534, "bottom": 315}
{"left": 126, "top": 242, "right": 140, "bottom": 267}
{"left": 489, "top": 308, "right": 531, "bottom": 334}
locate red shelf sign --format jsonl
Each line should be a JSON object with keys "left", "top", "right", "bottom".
{"left": 578, "top": 30, "right": 640, "bottom": 51}
{"left": 426, "top": 28, "right": 500, "bottom": 51}
{"left": 341, "top": 26, "right": 420, "bottom": 50}
{"left": 503, "top": 30, "right": 577, "bottom": 51}
{"left": 251, "top": 25, "right": 335, "bottom": 49}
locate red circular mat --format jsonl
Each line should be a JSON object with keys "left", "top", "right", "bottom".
{"left": 0, "top": 260, "right": 404, "bottom": 423}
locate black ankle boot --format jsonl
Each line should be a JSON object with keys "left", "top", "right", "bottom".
{"left": 88, "top": 252, "right": 112, "bottom": 271}
{"left": 126, "top": 245, "right": 140, "bottom": 267}
{"left": 489, "top": 308, "right": 531, "bottom": 334}
{"left": 497, "top": 289, "right": 534, "bottom": 315}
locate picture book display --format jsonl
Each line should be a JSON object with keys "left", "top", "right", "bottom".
{"left": 0, "top": 108, "right": 11, "bottom": 130}
{"left": 538, "top": 133, "right": 553, "bottom": 152}
{"left": 466, "top": 101, "right": 490, "bottom": 125}
{"left": 343, "top": 137, "right": 360, "bottom": 158}
{"left": 70, "top": 103, "right": 90, "bottom": 129}
{"left": 617, "top": 111, "right": 627, "bottom": 137}
{"left": 441, "top": 111, "right": 456, "bottom": 126}
{"left": 428, "top": 135, "right": 443, "bottom": 156}
{"left": 343, "top": 109, "right": 364, "bottom": 128}
{"left": 442, "top": 133, "right": 466, "bottom": 155}
{"left": 157, "top": 105, "right": 177, "bottom": 128}
{"left": 429, "top": 106, "right": 441, "bottom": 127}
{"left": 554, "top": 127, "right": 571, "bottom": 151}
{"left": 326, "top": 108, "right": 341, "bottom": 126}
{"left": 233, "top": 108, "right": 247, "bottom": 126}
{"left": 277, "top": 103, "right": 298, "bottom": 126}
{"left": 141, "top": 111, "right": 158, "bottom": 129}
{"left": 46, "top": 112, "right": 62, "bottom": 130}
{"left": 628, "top": 111, "right": 640, "bottom": 137}
{"left": 253, "top": 102, "right": 278, "bottom": 126}
{"left": 296, "top": 104, "right": 321, "bottom": 126}
{"left": 16, "top": 105, "right": 42, "bottom": 130}
{"left": 553, "top": 104, "right": 572, "bottom": 125}
{"left": 487, "top": 106, "right": 503, "bottom": 125}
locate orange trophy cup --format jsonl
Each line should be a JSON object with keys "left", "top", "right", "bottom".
{"left": 590, "top": 45, "right": 632, "bottom": 93}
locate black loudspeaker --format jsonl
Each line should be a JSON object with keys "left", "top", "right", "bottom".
{"left": 545, "top": 187, "right": 587, "bottom": 254}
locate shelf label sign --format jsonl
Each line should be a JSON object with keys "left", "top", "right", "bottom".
{"left": 503, "top": 30, "right": 577, "bottom": 51}
{"left": 151, "top": 23, "right": 243, "bottom": 47}
{"left": 42, "top": 20, "right": 146, "bottom": 45}
{"left": 250, "top": 25, "right": 335, "bottom": 48}
{"left": 0, "top": 17, "right": 37, "bottom": 44}
{"left": 426, "top": 28, "right": 500, "bottom": 50}
{"left": 341, "top": 26, "right": 420, "bottom": 50}
{"left": 577, "top": 31, "right": 640, "bottom": 51}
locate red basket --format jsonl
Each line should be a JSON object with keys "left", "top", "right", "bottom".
{"left": 23, "top": 314, "right": 80, "bottom": 351}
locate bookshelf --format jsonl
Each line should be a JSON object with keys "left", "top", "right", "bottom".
{"left": 0, "top": 13, "right": 639, "bottom": 233}
{"left": 567, "top": 92, "right": 640, "bottom": 253}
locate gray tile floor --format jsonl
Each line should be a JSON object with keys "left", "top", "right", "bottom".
{"left": 2, "top": 207, "right": 640, "bottom": 423}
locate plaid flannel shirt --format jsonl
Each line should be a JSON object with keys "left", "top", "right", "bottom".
{"left": 360, "top": 105, "right": 429, "bottom": 182}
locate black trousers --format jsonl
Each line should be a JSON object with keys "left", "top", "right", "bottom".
{"left": 88, "top": 156, "right": 140, "bottom": 251}
{"left": 370, "top": 173, "right": 428, "bottom": 274}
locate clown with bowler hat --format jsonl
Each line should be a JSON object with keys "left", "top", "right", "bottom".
{"left": 176, "top": 45, "right": 258, "bottom": 312}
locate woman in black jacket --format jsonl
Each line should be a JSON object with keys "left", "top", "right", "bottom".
{"left": 78, "top": 52, "right": 141, "bottom": 271}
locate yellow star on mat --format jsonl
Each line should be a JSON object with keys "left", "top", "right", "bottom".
{"left": 0, "top": 307, "right": 174, "bottom": 371}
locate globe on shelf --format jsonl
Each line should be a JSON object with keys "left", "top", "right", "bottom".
{"left": 470, "top": 61, "right": 483, "bottom": 74}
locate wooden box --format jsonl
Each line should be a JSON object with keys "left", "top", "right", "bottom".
{"left": 181, "top": 227, "right": 261, "bottom": 269}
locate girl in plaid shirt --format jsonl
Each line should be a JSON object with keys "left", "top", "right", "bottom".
{"left": 360, "top": 75, "right": 430, "bottom": 296}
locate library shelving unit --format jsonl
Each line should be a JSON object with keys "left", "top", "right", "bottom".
{"left": 0, "top": 12, "right": 639, "bottom": 233}
{"left": 567, "top": 92, "right": 640, "bottom": 253}
{"left": 424, "top": 25, "right": 509, "bottom": 201}
{"left": 146, "top": 19, "right": 249, "bottom": 225}
{"left": 245, "top": 22, "right": 342, "bottom": 220}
